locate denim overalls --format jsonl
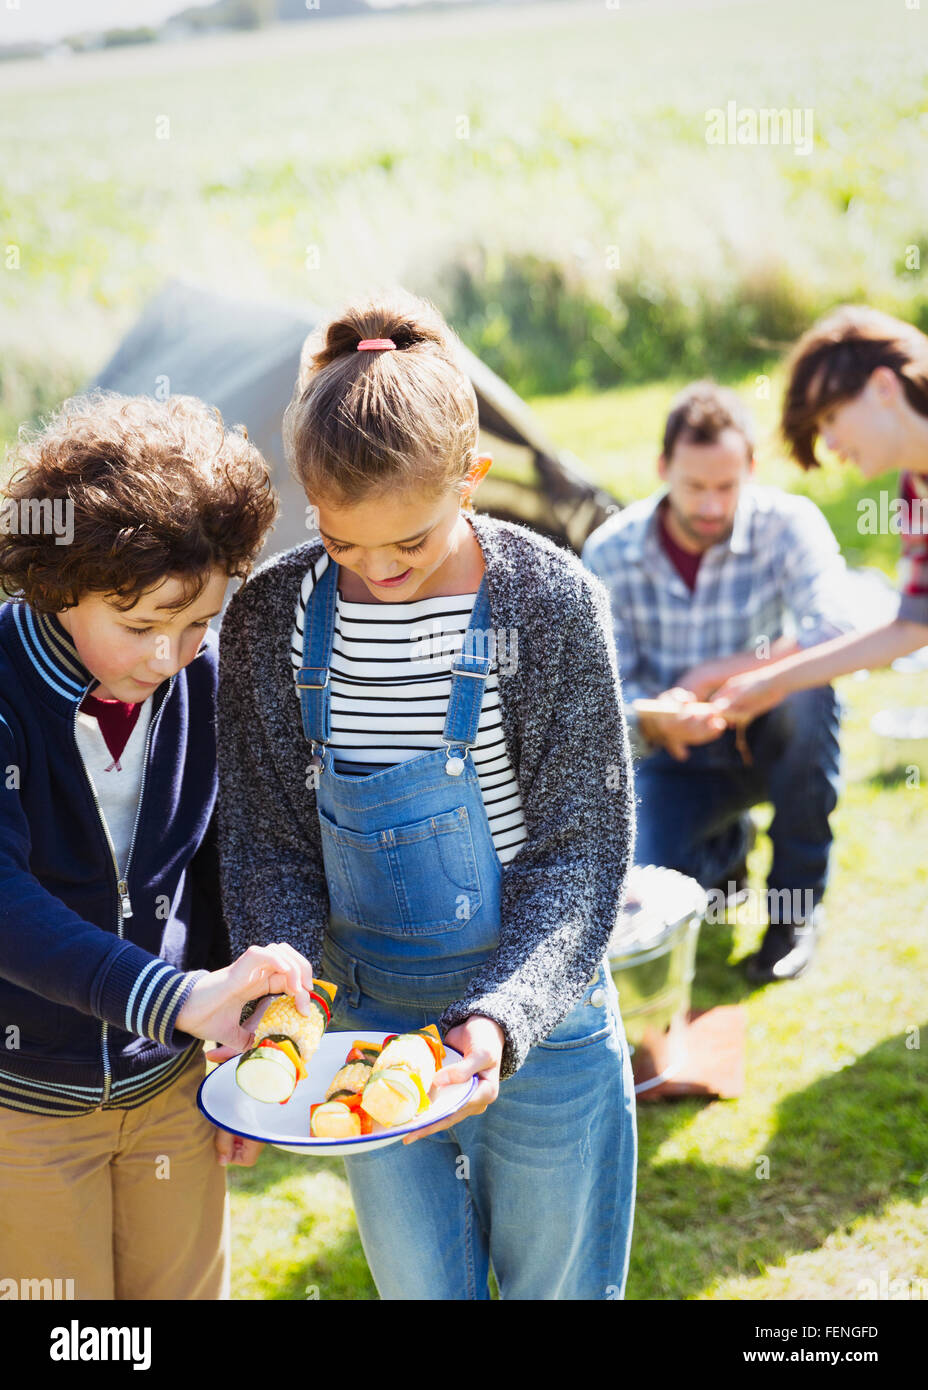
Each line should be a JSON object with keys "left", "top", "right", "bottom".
{"left": 297, "top": 556, "right": 637, "bottom": 1300}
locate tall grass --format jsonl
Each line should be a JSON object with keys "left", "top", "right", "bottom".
{"left": 2, "top": 0, "right": 928, "bottom": 444}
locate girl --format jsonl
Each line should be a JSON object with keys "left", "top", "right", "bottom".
{"left": 714, "top": 306, "right": 928, "bottom": 720}
{"left": 215, "top": 290, "right": 637, "bottom": 1300}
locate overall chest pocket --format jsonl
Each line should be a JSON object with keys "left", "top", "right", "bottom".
{"left": 318, "top": 804, "right": 483, "bottom": 936}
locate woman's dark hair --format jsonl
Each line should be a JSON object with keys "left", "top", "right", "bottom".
{"left": 780, "top": 305, "right": 928, "bottom": 470}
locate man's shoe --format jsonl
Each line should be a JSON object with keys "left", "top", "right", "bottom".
{"left": 744, "top": 904, "right": 825, "bottom": 983}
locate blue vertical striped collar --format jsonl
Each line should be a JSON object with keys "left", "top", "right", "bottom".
{"left": 10, "top": 600, "right": 206, "bottom": 706}
{"left": 12, "top": 603, "right": 97, "bottom": 704}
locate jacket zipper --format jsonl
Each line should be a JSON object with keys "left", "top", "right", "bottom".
{"left": 73, "top": 678, "right": 174, "bottom": 1105}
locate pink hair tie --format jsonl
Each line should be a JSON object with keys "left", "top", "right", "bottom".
{"left": 357, "top": 338, "right": 397, "bottom": 351}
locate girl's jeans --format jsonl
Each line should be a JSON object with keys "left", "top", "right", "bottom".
{"left": 323, "top": 941, "right": 638, "bottom": 1301}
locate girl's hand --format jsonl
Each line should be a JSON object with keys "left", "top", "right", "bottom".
{"left": 713, "top": 670, "right": 784, "bottom": 724}
{"left": 213, "top": 1128, "right": 265, "bottom": 1167}
{"left": 177, "top": 942, "right": 315, "bottom": 1057}
{"left": 402, "top": 1016, "right": 505, "bottom": 1145}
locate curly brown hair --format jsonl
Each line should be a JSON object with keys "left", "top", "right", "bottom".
{"left": 0, "top": 390, "right": 279, "bottom": 613}
{"left": 780, "top": 305, "right": 928, "bottom": 470}
{"left": 283, "top": 288, "right": 480, "bottom": 510}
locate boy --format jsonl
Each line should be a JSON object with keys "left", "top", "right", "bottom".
{"left": 0, "top": 390, "right": 315, "bottom": 1300}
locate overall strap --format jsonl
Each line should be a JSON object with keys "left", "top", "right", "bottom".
{"left": 296, "top": 560, "right": 494, "bottom": 768}
{"left": 442, "top": 572, "right": 494, "bottom": 752}
{"left": 296, "top": 555, "right": 338, "bottom": 749}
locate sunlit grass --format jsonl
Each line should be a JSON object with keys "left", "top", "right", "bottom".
{"left": 3, "top": 0, "right": 926, "bottom": 1301}
{"left": 3, "top": 0, "right": 928, "bottom": 433}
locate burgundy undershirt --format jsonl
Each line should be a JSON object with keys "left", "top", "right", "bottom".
{"left": 657, "top": 503, "right": 703, "bottom": 591}
{"left": 78, "top": 690, "right": 142, "bottom": 766}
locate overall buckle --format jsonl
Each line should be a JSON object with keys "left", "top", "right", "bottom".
{"left": 442, "top": 739, "right": 467, "bottom": 776}
{"left": 297, "top": 666, "right": 329, "bottom": 690}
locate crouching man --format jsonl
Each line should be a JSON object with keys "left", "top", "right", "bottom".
{"left": 582, "top": 382, "right": 855, "bottom": 982}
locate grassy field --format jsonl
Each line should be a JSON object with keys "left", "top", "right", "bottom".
{"left": 2, "top": 0, "right": 928, "bottom": 438}
{"left": 2, "top": 0, "right": 927, "bottom": 1301}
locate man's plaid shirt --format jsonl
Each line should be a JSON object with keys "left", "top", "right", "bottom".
{"left": 581, "top": 483, "right": 857, "bottom": 740}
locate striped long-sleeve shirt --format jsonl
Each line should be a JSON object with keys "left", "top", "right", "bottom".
{"left": 289, "top": 549, "right": 528, "bottom": 865}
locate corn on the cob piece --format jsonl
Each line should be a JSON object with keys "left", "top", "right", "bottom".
{"left": 252, "top": 1002, "right": 317, "bottom": 1059}
{"left": 310, "top": 1041, "right": 381, "bottom": 1137}
{"left": 252, "top": 979, "right": 337, "bottom": 1059}
{"left": 323, "top": 1038, "right": 382, "bottom": 1100}
{"left": 236, "top": 979, "right": 337, "bottom": 1105}
{"left": 325, "top": 1060, "right": 373, "bottom": 1102}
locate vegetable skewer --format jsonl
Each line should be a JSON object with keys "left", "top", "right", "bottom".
{"left": 235, "top": 980, "right": 337, "bottom": 1105}
{"left": 360, "top": 1026, "right": 446, "bottom": 1128}
{"left": 310, "top": 1040, "right": 383, "bottom": 1137}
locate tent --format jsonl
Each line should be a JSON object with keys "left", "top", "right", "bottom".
{"left": 90, "top": 279, "right": 622, "bottom": 568}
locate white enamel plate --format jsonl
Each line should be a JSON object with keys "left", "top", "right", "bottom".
{"left": 197, "top": 1030, "right": 477, "bottom": 1157}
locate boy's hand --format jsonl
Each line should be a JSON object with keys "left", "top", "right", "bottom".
{"left": 177, "top": 942, "right": 315, "bottom": 1054}
{"left": 402, "top": 1016, "right": 505, "bottom": 1144}
{"left": 213, "top": 1128, "right": 265, "bottom": 1167}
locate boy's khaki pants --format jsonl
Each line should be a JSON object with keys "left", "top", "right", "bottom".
{"left": 0, "top": 1048, "right": 230, "bottom": 1300}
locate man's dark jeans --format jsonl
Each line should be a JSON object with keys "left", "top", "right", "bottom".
{"left": 632, "top": 685, "right": 842, "bottom": 917}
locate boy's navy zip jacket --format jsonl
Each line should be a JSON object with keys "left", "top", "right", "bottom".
{"left": 0, "top": 599, "right": 230, "bottom": 1115}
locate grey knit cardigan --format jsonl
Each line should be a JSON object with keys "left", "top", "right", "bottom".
{"left": 215, "top": 510, "right": 636, "bottom": 1080}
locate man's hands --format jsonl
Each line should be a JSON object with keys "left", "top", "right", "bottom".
{"left": 635, "top": 687, "right": 728, "bottom": 761}
{"left": 636, "top": 641, "right": 801, "bottom": 755}
{"left": 402, "top": 1016, "right": 505, "bottom": 1144}
{"left": 177, "top": 941, "right": 316, "bottom": 1058}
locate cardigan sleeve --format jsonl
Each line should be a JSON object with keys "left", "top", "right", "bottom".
{"left": 437, "top": 572, "right": 637, "bottom": 1079}
{"left": 215, "top": 584, "right": 331, "bottom": 970}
